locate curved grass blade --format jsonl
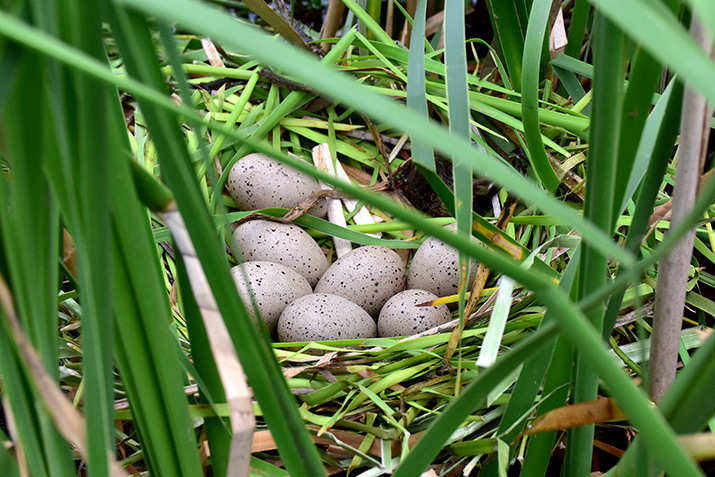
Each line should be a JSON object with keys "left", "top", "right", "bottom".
{"left": 521, "top": 0, "right": 561, "bottom": 192}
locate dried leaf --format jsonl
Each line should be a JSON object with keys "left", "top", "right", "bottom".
{"left": 521, "top": 397, "right": 627, "bottom": 437}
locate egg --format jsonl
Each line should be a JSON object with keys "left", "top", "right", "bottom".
{"left": 277, "top": 293, "right": 377, "bottom": 342}
{"left": 407, "top": 225, "right": 479, "bottom": 297}
{"left": 377, "top": 289, "right": 452, "bottom": 337}
{"left": 230, "top": 261, "right": 312, "bottom": 333}
{"left": 314, "top": 246, "right": 406, "bottom": 317}
{"left": 227, "top": 153, "right": 327, "bottom": 217}
{"left": 233, "top": 220, "right": 329, "bottom": 287}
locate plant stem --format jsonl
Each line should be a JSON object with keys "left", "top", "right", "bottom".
{"left": 649, "top": 17, "right": 714, "bottom": 402}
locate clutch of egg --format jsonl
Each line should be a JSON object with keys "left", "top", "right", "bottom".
{"left": 227, "top": 153, "right": 479, "bottom": 341}
{"left": 232, "top": 219, "right": 477, "bottom": 341}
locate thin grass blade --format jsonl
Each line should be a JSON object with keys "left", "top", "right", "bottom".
{"left": 406, "top": 0, "right": 435, "bottom": 171}
{"left": 521, "top": 0, "right": 561, "bottom": 192}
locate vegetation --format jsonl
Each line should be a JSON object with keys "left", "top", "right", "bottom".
{"left": 0, "top": 0, "right": 714, "bottom": 476}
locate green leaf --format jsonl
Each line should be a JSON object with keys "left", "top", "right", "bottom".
{"left": 521, "top": 0, "right": 561, "bottom": 192}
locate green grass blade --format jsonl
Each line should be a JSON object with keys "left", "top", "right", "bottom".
{"left": 553, "top": 64, "right": 589, "bottom": 113}
{"left": 519, "top": 335, "right": 573, "bottom": 476}
{"left": 0, "top": 46, "right": 76, "bottom": 477}
{"left": 443, "top": 0, "right": 473, "bottom": 330}
{"left": 565, "top": 0, "right": 591, "bottom": 58}
{"left": 620, "top": 78, "right": 680, "bottom": 215}
{"left": 484, "top": 0, "right": 527, "bottom": 91}
{"left": 110, "top": 246, "right": 198, "bottom": 476}
{"left": 365, "top": 0, "right": 381, "bottom": 41}
{"left": 566, "top": 13, "right": 624, "bottom": 475}
{"left": 392, "top": 322, "right": 560, "bottom": 476}
{"left": 602, "top": 80, "right": 684, "bottom": 334}
{"left": 486, "top": 249, "right": 580, "bottom": 477}
{"left": 610, "top": 0, "right": 680, "bottom": 219}
{"left": 659, "top": 331, "right": 715, "bottom": 432}
{"left": 54, "top": 4, "right": 119, "bottom": 473}
{"left": 609, "top": 331, "right": 715, "bottom": 475}
{"left": 521, "top": 0, "right": 561, "bottom": 192}
{"left": 588, "top": 0, "right": 715, "bottom": 107}
{"left": 609, "top": 43, "right": 663, "bottom": 218}
{"left": 339, "top": 0, "right": 393, "bottom": 45}
{"left": 406, "top": 0, "right": 435, "bottom": 170}
{"left": 174, "top": 255, "right": 233, "bottom": 477}
{"left": 111, "top": 159, "right": 204, "bottom": 476}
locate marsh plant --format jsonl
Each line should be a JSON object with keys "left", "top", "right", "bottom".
{"left": 0, "top": 0, "right": 713, "bottom": 476}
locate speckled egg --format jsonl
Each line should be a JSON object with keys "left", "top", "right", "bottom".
{"left": 407, "top": 225, "right": 479, "bottom": 297}
{"left": 378, "top": 289, "right": 452, "bottom": 337}
{"left": 314, "top": 246, "right": 406, "bottom": 317}
{"left": 277, "top": 293, "right": 377, "bottom": 342}
{"left": 233, "top": 220, "right": 329, "bottom": 287}
{"left": 230, "top": 261, "right": 312, "bottom": 333}
{"left": 227, "top": 153, "right": 327, "bottom": 217}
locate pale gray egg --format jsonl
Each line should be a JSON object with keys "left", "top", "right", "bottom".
{"left": 314, "top": 246, "right": 406, "bottom": 317}
{"left": 227, "top": 153, "right": 327, "bottom": 217}
{"left": 277, "top": 293, "right": 377, "bottom": 342}
{"left": 407, "top": 225, "right": 479, "bottom": 297}
{"left": 233, "top": 220, "right": 329, "bottom": 287}
{"left": 377, "top": 289, "right": 451, "bottom": 337}
{"left": 230, "top": 261, "right": 312, "bottom": 333}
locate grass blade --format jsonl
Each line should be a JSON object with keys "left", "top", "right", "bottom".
{"left": 443, "top": 0, "right": 473, "bottom": 339}
{"left": 406, "top": 0, "right": 435, "bottom": 171}
{"left": 589, "top": 0, "right": 715, "bottom": 107}
{"left": 566, "top": 13, "right": 624, "bottom": 474}
{"left": 476, "top": 277, "right": 516, "bottom": 368}
{"left": 392, "top": 322, "right": 559, "bottom": 476}
{"left": 484, "top": 0, "right": 527, "bottom": 91}
{"left": 564, "top": 0, "right": 591, "bottom": 58}
{"left": 521, "top": 0, "right": 561, "bottom": 192}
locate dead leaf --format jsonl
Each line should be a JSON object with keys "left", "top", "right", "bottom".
{"left": 521, "top": 397, "right": 627, "bottom": 437}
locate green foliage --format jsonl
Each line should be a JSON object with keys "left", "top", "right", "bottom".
{"left": 0, "top": 0, "right": 713, "bottom": 475}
